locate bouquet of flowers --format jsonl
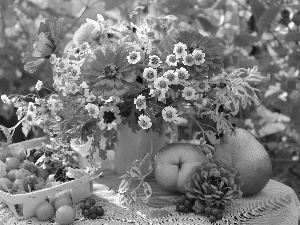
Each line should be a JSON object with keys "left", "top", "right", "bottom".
{"left": 1, "top": 8, "right": 261, "bottom": 175}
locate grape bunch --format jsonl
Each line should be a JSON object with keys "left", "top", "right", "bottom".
{"left": 173, "top": 195, "right": 195, "bottom": 213}
{"left": 80, "top": 199, "right": 105, "bottom": 220}
{"left": 204, "top": 205, "right": 225, "bottom": 223}
{"left": 54, "top": 166, "right": 74, "bottom": 182}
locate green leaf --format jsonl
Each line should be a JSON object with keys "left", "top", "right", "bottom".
{"left": 249, "top": 0, "right": 266, "bottom": 20}
{"left": 292, "top": 11, "right": 300, "bottom": 25}
{"left": 233, "top": 34, "right": 256, "bottom": 47}
{"left": 285, "top": 31, "right": 300, "bottom": 42}
{"left": 197, "top": 17, "right": 219, "bottom": 34}
{"left": 256, "top": 5, "right": 281, "bottom": 37}
{"left": 288, "top": 51, "right": 300, "bottom": 69}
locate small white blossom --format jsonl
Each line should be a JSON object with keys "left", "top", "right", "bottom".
{"left": 49, "top": 54, "right": 57, "bottom": 65}
{"left": 79, "top": 42, "right": 90, "bottom": 53}
{"left": 154, "top": 77, "right": 169, "bottom": 91}
{"left": 162, "top": 106, "right": 178, "bottom": 122}
{"left": 192, "top": 49, "right": 205, "bottom": 65}
{"left": 138, "top": 115, "right": 152, "bottom": 129}
{"left": 86, "top": 94, "right": 96, "bottom": 102}
{"left": 16, "top": 107, "right": 23, "bottom": 120}
{"left": 1, "top": 95, "right": 11, "bottom": 105}
{"left": 176, "top": 67, "right": 190, "bottom": 85}
{"left": 80, "top": 81, "right": 89, "bottom": 89}
{"left": 85, "top": 103, "right": 100, "bottom": 118}
{"left": 182, "top": 54, "right": 194, "bottom": 66}
{"left": 68, "top": 83, "right": 78, "bottom": 94}
{"left": 127, "top": 51, "right": 141, "bottom": 64}
{"left": 25, "top": 112, "right": 35, "bottom": 125}
{"left": 163, "top": 70, "right": 178, "bottom": 85}
{"left": 143, "top": 67, "right": 157, "bottom": 82}
{"left": 173, "top": 42, "right": 187, "bottom": 59}
{"left": 182, "top": 87, "right": 196, "bottom": 100}
{"left": 35, "top": 80, "right": 43, "bottom": 91}
{"left": 148, "top": 55, "right": 162, "bottom": 68}
{"left": 165, "top": 54, "right": 178, "bottom": 67}
{"left": 149, "top": 89, "right": 166, "bottom": 102}
{"left": 134, "top": 95, "right": 147, "bottom": 111}
{"left": 27, "top": 102, "right": 37, "bottom": 115}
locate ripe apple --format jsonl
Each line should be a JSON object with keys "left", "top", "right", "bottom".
{"left": 0, "top": 152, "right": 6, "bottom": 163}
{"left": 154, "top": 143, "right": 208, "bottom": 194}
{"left": 6, "top": 157, "right": 21, "bottom": 172}
{"left": 213, "top": 128, "right": 272, "bottom": 196}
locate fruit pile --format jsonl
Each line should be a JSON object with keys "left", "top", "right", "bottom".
{"left": 79, "top": 198, "right": 105, "bottom": 220}
{"left": 173, "top": 195, "right": 225, "bottom": 223}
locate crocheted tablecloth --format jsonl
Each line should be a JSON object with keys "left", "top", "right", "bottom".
{"left": 0, "top": 170, "right": 300, "bottom": 225}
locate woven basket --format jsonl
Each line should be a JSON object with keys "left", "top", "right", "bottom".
{"left": 0, "top": 138, "right": 93, "bottom": 220}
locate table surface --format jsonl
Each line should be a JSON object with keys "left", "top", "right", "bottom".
{"left": 0, "top": 170, "right": 300, "bottom": 225}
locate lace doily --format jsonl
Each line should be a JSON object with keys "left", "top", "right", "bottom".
{"left": 1, "top": 171, "right": 300, "bottom": 225}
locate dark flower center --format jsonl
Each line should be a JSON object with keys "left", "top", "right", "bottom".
{"left": 103, "top": 64, "right": 118, "bottom": 78}
{"left": 103, "top": 111, "right": 116, "bottom": 124}
{"left": 207, "top": 176, "right": 222, "bottom": 188}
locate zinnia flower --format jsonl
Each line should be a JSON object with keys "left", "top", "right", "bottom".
{"left": 148, "top": 55, "right": 162, "bottom": 68}
{"left": 176, "top": 67, "right": 190, "bottom": 85}
{"left": 154, "top": 77, "right": 169, "bottom": 91}
{"left": 165, "top": 54, "right": 178, "bottom": 66}
{"left": 143, "top": 67, "right": 157, "bottom": 82}
{"left": 163, "top": 70, "right": 178, "bottom": 85}
{"left": 185, "top": 160, "right": 243, "bottom": 213}
{"left": 134, "top": 95, "right": 147, "bottom": 111}
{"left": 173, "top": 42, "right": 187, "bottom": 59}
{"left": 81, "top": 44, "right": 136, "bottom": 98}
{"left": 182, "top": 87, "right": 196, "bottom": 100}
{"left": 85, "top": 103, "right": 100, "bottom": 118}
{"left": 175, "top": 29, "right": 223, "bottom": 79}
{"left": 127, "top": 51, "right": 141, "bottom": 64}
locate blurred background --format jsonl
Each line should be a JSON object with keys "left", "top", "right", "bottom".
{"left": 0, "top": 0, "right": 299, "bottom": 198}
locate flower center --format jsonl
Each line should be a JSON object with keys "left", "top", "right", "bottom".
{"left": 103, "top": 111, "right": 116, "bottom": 124}
{"left": 103, "top": 64, "right": 118, "bottom": 78}
{"left": 207, "top": 176, "right": 222, "bottom": 188}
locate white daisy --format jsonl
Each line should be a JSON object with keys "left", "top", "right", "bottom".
{"left": 173, "top": 42, "right": 187, "bottom": 59}
{"left": 85, "top": 103, "right": 100, "bottom": 118}
{"left": 192, "top": 49, "right": 205, "bottom": 65}
{"left": 176, "top": 67, "right": 190, "bottom": 85}
{"left": 49, "top": 54, "right": 57, "bottom": 65}
{"left": 149, "top": 88, "right": 166, "bottom": 102}
{"left": 143, "top": 67, "right": 157, "bottom": 82}
{"left": 80, "top": 81, "right": 89, "bottom": 89}
{"left": 163, "top": 70, "right": 178, "bottom": 85}
{"left": 165, "top": 54, "right": 178, "bottom": 67}
{"left": 148, "top": 55, "right": 162, "bottom": 68}
{"left": 162, "top": 106, "right": 178, "bottom": 122}
{"left": 127, "top": 51, "right": 141, "bottom": 64}
{"left": 86, "top": 94, "right": 96, "bottom": 102}
{"left": 182, "top": 87, "right": 196, "bottom": 100}
{"left": 138, "top": 114, "right": 152, "bottom": 129}
{"left": 134, "top": 95, "right": 147, "bottom": 111}
{"left": 182, "top": 54, "right": 194, "bottom": 66}
{"left": 154, "top": 77, "right": 169, "bottom": 91}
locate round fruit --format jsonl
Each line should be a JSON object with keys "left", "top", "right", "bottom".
{"left": 0, "top": 152, "right": 6, "bottom": 163}
{"left": 35, "top": 201, "right": 54, "bottom": 221}
{"left": 0, "top": 178, "right": 13, "bottom": 192}
{"left": 213, "top": 128, "right": 272, "bottom": 196}
{"left": 11, "top": 150, "right": 26, "bottom": 161}
{"left": 154, "top": 143, "right": 208, "bottom": 194}
{"left": 96, "top": 206, "right": 104, "bottom": 216}
{"left": 6, "top": 157, "right": 21, "bottom": 172}
{"left": 82, "top": 209, "right": 90, "bottom": 217}
{"left": 54, "top": 196, "right": 73, "bottom": 211}
{"left": 79, "top": 203, "right": 86, "bottom": 210}
{"left": 88, "top": 198, "right": 96, "bottom": 206}
{"left": 85, "top": 202, "right": 92, "bottom": 209}
{"left": 55, "top": 205, "right": 76, "bottom": 225}
{"left": 89, "top": 206, "right": 97, "bottom": 214}
{"left": 7, "top": 169, "right": 18, "bottom": 182}
{"left": 37, "top": 168, "right": 49, "bottom": 181}
{"left": 90, "top": 213, "right": 97, "bottom": 219}
{"left": 47, "top": 174, "right": 55, "bottom": 182}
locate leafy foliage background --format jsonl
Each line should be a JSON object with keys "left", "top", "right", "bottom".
{"left": 0, "top": 0, "right": 300, "bottom": 195}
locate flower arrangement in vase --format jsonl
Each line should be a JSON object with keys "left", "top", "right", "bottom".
{"left": 1, "top": 7, "right": 262, "bottom": 208}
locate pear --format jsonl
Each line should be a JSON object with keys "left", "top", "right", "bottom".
{"left": 213, "top": 128, "right": 272, "bottom": 196}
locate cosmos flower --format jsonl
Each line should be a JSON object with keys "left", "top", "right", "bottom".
{"left": 81, "top": 44, "right": 136, "bottom": 98}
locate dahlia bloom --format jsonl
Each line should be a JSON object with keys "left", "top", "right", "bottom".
{"left": 185, "top": 161, "right": 243, "bottom": 213}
